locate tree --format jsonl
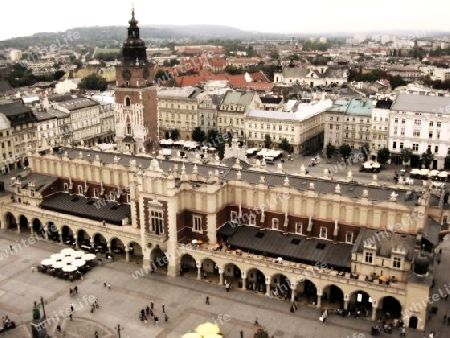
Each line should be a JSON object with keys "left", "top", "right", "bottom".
{"left": 264, "top": 134, "right": 272, "bottom": 149}
{"left": 78, "top": 73, "right": 107, "bottom": 91}
{"left": 191, "top": 127, "right": 206, "bottom": 143}
{"left": 400, "top": 147, "right": 413, "bottom": 166}
{"left": 377, "top": 147, "right": 391, "bottom": 164}
{"left": 170, "top": 129, "right": 180, "bottom": 141}
{"left": 445, "top": 156, "right": 450, "bottom": 170}
{"left": 53, "top": 70, "right": 65, "bottom": 81}
{"left": 361, "top": 143, "right": 370, "bottom": 161}
{"left": 279, "top": 138, "right": 291, "bottom": 152}
{"left": 164, "top": 131, "right": 170, "bottom": 140}
{"left": 206, "top": 129, "right": 219, "bottom": 145}
{"left": 339, "top": 143, "right": 352, "bottom": 160}
{"left": 269, "top": 51, "right": 279, "bottom": 60}
{"left": 217, "top": 141, "right": 225, "bottom": 160}
{"left": 421, "top": 149, "right": 434, "bottom": 168}
{"left": 326, "top": 142, "right": 336, "bottom": 159}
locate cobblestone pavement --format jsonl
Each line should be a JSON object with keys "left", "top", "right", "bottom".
{"left": 1, "top": 230, "right": 449, "bottom": 337}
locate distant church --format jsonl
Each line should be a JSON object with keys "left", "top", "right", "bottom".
{"left": 114, "top": 7, "right": 158, "bottom": 154}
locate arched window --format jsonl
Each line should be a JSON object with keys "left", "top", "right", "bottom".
{"left": 125, "top": 97, "right": 131, "bottom": 106}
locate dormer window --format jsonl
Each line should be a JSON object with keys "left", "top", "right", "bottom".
{"left": 365, "top": 252, "right": 373, "bottom": 263}
{"left": 393, "top": 257, "right": 401, "bottom": 269}
{"left": 272, "top": 218, "right": 279, "bottom": 230}
{"left": 77, "top": 185, "right": 83, "bottom": 195}
{"left": 319, "top": 226, "right": 327, "bottom": 239}
{"left": 64, "top": 183, "right": 69, "bottom": 193}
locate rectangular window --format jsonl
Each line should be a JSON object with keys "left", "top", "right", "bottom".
{"left": 413, "top": 130, "right": 420, "bottom": 137}
{"left": 193, "top": 215, "right": 202, "bottom": 233}
{"left": 150, "top": 210, "right": 164, "bottom": 234}
{"left": 393, "top": 257, "right": 401, "bottom": 268}
{"left": 230, "top": 211, "right": 237, "bottom": 221}
{"left": 414, "top": 119, "right": 421, "bottom": 126}
{"left": 435, "top": 146, "right": 439, "bottom": 153}
{"left": 413, "top": 143, "right": 419, "bottom": 151}
{"left": 320, "top": 226, "right": 327, "bottom": 239}
{"left": 365, "top": 252, "right": 373, "bottom": 263}
{"left": 295, "top": 222, "right": 302, "bottom": 234}
{"left": 394, "top": 118, "right": 398, "bottom": 123}
{"left": 392, "top": 141, "right": 397, "bottom": 149}
{"left": 249, "top": 214, "right": 256, "bottom": 226}
{"left": 400, "top": 142, "right": 404, "bottom": 149}
{"left": 346, "top": 231, "right": 353, "bottom": 243}
{"left": 429, "top": 121, "right": 433, "bottom": 127}
{"left": 437, "top": 122, "right": 441, "bottom": 128}
{"left": 272, "top": 218, "right": 279, "bottom": 230}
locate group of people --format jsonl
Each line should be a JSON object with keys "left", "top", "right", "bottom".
{"left": 1, "top": 316, "right": 15, "bottom": 331}
{"left": 69, "top": 286, "right": 78, "bottom": 296}
{"left": 139, "top": 301, "right": 168, "bottom": 325}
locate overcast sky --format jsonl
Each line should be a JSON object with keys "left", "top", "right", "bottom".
{"left": 1, "top": 0, "right": 449, "bottom": 41}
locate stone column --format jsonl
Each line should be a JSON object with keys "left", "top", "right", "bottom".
{"left": 73, "top": 236, "right": 78, "bottom": 248}
{"left": 265, "top": 283, "right": 271, "bottom": 297}
{"left": 196, "top": 261, "right": 202, "bottom": 280}
{"left": 90, "top": 240, "right": 95, "bottom": 250}
{"left": 371, "top": 302, "right": 377, "bottom": 321}
{"left": 290, "top": 282, "right": 297, "bottom": 303}
{"left": 43, "top": 226, "right": 49, "bottom": 240}
{"left": 218, "top": 266, "right": 224, "bottom": 285}
{"left": 344, "top": 300, "right": 349, "bottom": 310}
{"left": 241, "top": 272, "right": 246, "bottom": 290}
{"left": 107, "top": 243, "right": 111, "bottom": 254}
{"left": 125, "top": 247, "right": 130, "bottom": 263}
{"left": 316, "top": 292, "right": 322, "bottom": 308}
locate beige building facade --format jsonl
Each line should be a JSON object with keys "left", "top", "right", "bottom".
{"left": 0, "top": 148, "right": 438, "bottom": 331}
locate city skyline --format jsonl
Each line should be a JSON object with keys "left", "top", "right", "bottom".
{"left": 1, "top": 0, "right": 450, "bottom": 42}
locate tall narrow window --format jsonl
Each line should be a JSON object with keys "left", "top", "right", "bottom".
{"left": 125, "top": 97, "right": 131, "bottom": 106}
{"left": 193, "top": 215, "right": 202, "bottom": 233}
{"left": 150, "top": 210, "right": 164, "bottom": 235}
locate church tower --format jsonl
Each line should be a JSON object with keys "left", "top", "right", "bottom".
{"left": 114, "top": 7, "right": 158, "bottom": 154}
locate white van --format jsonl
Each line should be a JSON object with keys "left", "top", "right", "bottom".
{"left": 265, "top": 156, "right": 275, "bottom": 164}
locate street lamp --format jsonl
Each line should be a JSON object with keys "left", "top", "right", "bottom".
{"left": 40, "top": 296, "right": 46, "bottom": 319}
{"left": 115, "top": 324, "right": 124, "bottom": 338}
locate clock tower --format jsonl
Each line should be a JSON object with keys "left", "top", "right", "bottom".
{"left": 114, "top": 6, "right": 158, "bottom": 154}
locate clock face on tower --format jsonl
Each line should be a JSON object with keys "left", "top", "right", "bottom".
{"left": 122, "top": 69, "right": 131, "bottom": 81}
{"left": 143, "top": 67, "right": 150, "bottom": 79}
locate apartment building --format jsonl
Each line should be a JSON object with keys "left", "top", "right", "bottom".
{"left": 246, "top": 99, "right": 332, "bottom": 153}
{"left": 217, "top": 90, "right": 262, "bottom": 141}
{"left": 389, "top": 94, "right": 450, "bottom": 169}
{"left": 157, "top": 87, "right": 206, "bottom": 140}
{"left": 198, "top": 94, "right": 222, "bottom": 133}
{"left": 323, "top": 98, "right": 373, "bottom": 151}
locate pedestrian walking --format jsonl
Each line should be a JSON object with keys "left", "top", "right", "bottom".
{"left": 155, "top": 316, "right": 159, "bottom": 326}
{"left": 32, "top": 266, "right": 35, "bottom": 273}
{"left": 146, "top": 305, "right": 150, "bottom": 316}
{"left": 150, "top": 301, "right": 154, "bottom": 310}
{"left": 95, "top": 331, "right": 99, "bottom": 338}
{"left": 240, "top": 329, "right": 244, "bottom": 338}
{"left": 69, "top": 313, "right": 73, "bottom": 321}
{"left": 162, "top": 304, "right": 165, "bottom": 313}
{"left": 70, "top": 304, "right": 74, "bottom": 312}
{"left": 74, "top": 286, "right": 78, "bottom": 294}
{"left": 206, "top": 296, "right": 210, "bottom": 305}
{"left": 69, "top": 288, "right": 73, "bottom": 296}
{"left": 150, "top": 310, "right": 153, "bottom": 317}
{"left": 9, "top": 245, "right": 12, "bottom": 251}
{"left": 90, "top": 305, "right": 95, "bottom": 313}
{"left": 103, "top": 280, "right": 106, "bottom": 288}
{"left": 108, "top": 283, "right": 111, "bottom": 290}
{"left": 164, "top": 313, "right": 168, "bottom": 322}
{"left": 56, "top": 324, "right": 61, "bottom": 332}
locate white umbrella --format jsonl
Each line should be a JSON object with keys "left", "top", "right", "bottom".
{"left": 438, "top": 171, "right": 448, "bottom": 178}
{"left": 62, "top": 265, "right": 77, "bottom": 273}
{"left": 62, "top": 257, "right": 75, "bottom": 264}
{"left": 40, "top": 259, "right": 55, "bottom": 266}
{"left": 72, "top": 251, "right": 85, "bottom": 258}
{"left": 61, "top": 248, "right": 75, "bottom": 256}
{"left": 73, "top": 259, "right": 86, "bottom": 268}
{"left": 82, "top": 253, "right": 96, "bottom": 261}
{"left": 52, "top": 261, "right": 65, "bottom": 269}
{"left": 51, "top": 254, "right": 64, "bottom": 261}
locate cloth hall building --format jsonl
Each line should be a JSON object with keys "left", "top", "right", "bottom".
{"left": 0, "top": 146, "right": 442, "bottom": 332}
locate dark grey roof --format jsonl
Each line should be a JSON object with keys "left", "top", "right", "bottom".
{"left": 218, "top": 224, "right": 352, "bottom": 269}
{"left": 0, "top": 102, "right": 37, "bottom": 126}
{"left": 391, "top": 94, "right": 450, "bottom": 114}
{"left": 48, "top": 94, "right": 74, "bottom": 102}
{"left": 352, "top": 227, "right": 416, "bottom": 261}
{"left": 19, "top": 173, "right": 58, "bottom": 193}
{"left": 210, "top": 94, "right": 224, "bottom": 106}
{"left": 423, "top": 217, "right": 440, "bottom": 246}
{"left": 40, "top": 192, "right": 130, "bottom": 226}
{"left": 0, "top": 80, "right": 12, "bottom": 92}
{"left": 58, "top": 148, "right": 420, "bottom": 207}
{"left": 55, "top": 98, "right": 99, "bottom": 111}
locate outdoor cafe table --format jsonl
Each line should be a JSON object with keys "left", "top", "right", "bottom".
{"left": 50, "top": 254, "right": 63, "bottom": 261}
{"left": 40, "top": 259, "right": 55, "bottom": 266}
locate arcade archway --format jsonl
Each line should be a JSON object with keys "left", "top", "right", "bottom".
{"left": 349, "top": 290, "right": 373, "bottom": 318}
{"left": 77, "top": 229, "right": 91, "bottom": 249}
{"left": 294, "top": 279, "right": 317, "bottom": 305}
{"left": 93, "top": 233, "right": 107, "bottom": 253}
{"left": 246, "top": 268, "right": 266, "bottom": 293}
{"left": 19, "top": 215, "right": 30, "bottom": 233}
{"left": 128, "top": 241, "right": 143, "bottom": 263}
{"left": 322, "top": 284, "right": 344, "bottom": 309}
{"left": 61, "top": 226, "right": 74, "bottom": 245}
{"left": 4, "top": 213, "right": 17, "bottom": 230}
{"left": 47, "top": 221, "right": 59, "bottom": 242}
{"left": 180, "top": 254, "right": 197, "bottom": 276}
{"left": 269, "top": 273, "right": 291, "bottom": 299}
{"left": 223, "top": 263, "right": 242, "bottom": 286}
{"left": 32, "top": 219, "right": 44, "bottom": 237}
{"left": 151, "top": 245, "right": 168, "bottom": 275}
{"left": 378, "top": 296, "right": 402, "bottom": 321}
